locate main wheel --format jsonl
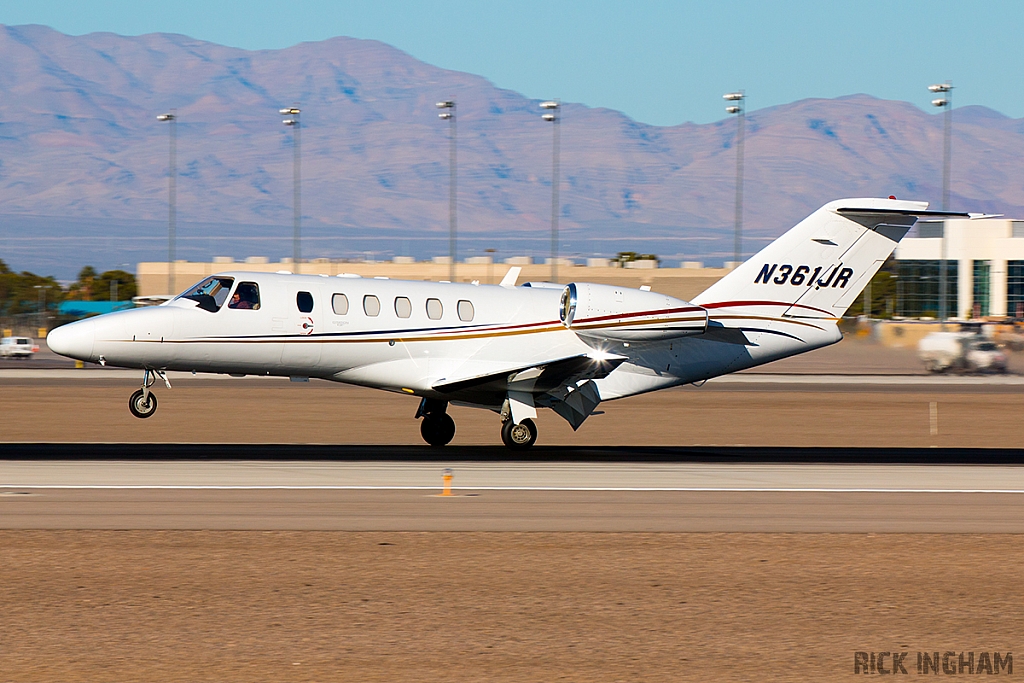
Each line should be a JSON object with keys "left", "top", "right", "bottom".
{"left": 501, "top": 418, "right": 537, "bottom": 449}
{"left": 420, "top": 413, "right": 456, "bottom": 447}
{"left": 128, "top": 389, "right": 158, "bottom": 419}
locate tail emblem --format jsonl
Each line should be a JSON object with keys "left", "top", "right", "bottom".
{"left": 754, "top": 263, "right": 852, "bottom": 289}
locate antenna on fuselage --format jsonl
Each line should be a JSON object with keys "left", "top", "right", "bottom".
{"left": 499, "top": 267, "right": 521, "bottom": 288}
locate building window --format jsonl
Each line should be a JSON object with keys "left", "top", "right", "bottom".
{"left": 395, "top": 297, "right": 412, "bottom": 318}
{"left": 1007, "top": 261, "right": 1024, "bottom": 318}
{"left": 426, "top": 298, "right": 443, "bottom": 320}
{"left": 332, "top": 293, "right": 349, "bottom": 315}
{"left": 296, "top": 291, "right": 314, "bottom": 313}
{"left": 457, "top": 300, "right": 475, "bottom": 322}
{"left": 895, "top": 260, "right": 957, "bottom": 319}
{"left": 363, "top": 295, "right": 381, "bottom": 317}
{"left": 973, "top": 260, "right": 990, "bottom": 318}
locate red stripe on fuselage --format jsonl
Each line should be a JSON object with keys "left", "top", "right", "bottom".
{"left": 700, "top": 300, "right": 834, "bottom": 316}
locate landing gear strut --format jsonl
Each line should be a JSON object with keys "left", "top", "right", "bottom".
{"left": 417, "top": 398, "right": 456, "bottom": 447}
{"left": 128, "top": 369, "right": 170, "bottom": 419}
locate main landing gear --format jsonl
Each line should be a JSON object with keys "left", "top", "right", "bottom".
{"left": 129, "top": 369, "right": 171, "bottom": 419}
{"left": 415, "top": 397, "right": 540, "bottom": 449}
{"left": 417, "top": 398, "right": 456, "bottom": 447}
{"left": 501, "top": 418, "right": 538, "bottom": 450}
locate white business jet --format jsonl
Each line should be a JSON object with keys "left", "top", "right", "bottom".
{"left": 48, "top": 198, "right": 967, "bottom": 448}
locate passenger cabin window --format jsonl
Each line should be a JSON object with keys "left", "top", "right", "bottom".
{"left": 363, "top": 295, "right": 381, "bottom": 316}
{"left": 296, "top": 291, "right": 314, "bottom": 313}
{"left": 426, "top": 298, "right": 443, "bottom": 320}
{"left": 457, "top": 300, "right": 475, "bottom": 322}
{"left": 228, "top": 282, "right": 261, "bottom": 310}
{"left": 332, "top": 293, "right": 349, "bottom": 315}
{"left": 180, "top": 276, "right": 234, "bottom": 312}
{"left": 395, "top": 297, "right": 412, "bottom": 318}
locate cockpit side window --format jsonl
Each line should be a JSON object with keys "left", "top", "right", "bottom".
{"left": 229, "top": 282, "right": 261, "bottom": 310}
{"left": 180, "top": 276, "right": 235, "bottom": 312}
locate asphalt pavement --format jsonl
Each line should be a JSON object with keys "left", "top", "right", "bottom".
{"left": 4, "top": 459, "right": 1024, "bottom": 532}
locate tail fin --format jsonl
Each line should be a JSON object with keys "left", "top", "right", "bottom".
{"left": 693, "top": 198, "right": 966, "bottom": 319}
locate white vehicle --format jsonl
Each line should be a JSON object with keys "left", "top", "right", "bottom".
{"left": 0, "top": 336, "right": 38, "bottom": 358}
{"left": 48, "top": 198, "right": 969, "bottom": 448}
{"left": 918, "top": 331, "right": 1007, "bottom": 373}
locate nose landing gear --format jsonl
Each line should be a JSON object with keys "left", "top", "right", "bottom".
{"left": 417, "top": 398, "right": 456, "bottom": 447}
{"left": 129, "top": 388, "right": 157, "bottom": 418}
{"left": 128, "top": 369, "right": 171, "bottom": 419}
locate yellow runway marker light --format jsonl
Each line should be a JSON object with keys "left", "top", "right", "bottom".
{"left": 441, "top": 468, "right": 453, "bottom": 496}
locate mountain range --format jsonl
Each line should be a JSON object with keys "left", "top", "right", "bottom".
{"left": 1, "top": 24, "right": 1023, "bottom": 278}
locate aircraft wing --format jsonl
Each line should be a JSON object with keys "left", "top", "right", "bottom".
{"left": 432, "top": 352, "right": 626, "bottom": 405}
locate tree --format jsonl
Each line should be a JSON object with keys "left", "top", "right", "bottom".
{"left": 0, "top": 270, "right": 64, "bottom": 316}
{"left": 92, "top": 270, "right": 137, "bottom": 301}
{"left": 66, "top": 266, "right": 98, "bottom": 301}
{"left": 846, "top": 257, "right": 898, "bottom": 318}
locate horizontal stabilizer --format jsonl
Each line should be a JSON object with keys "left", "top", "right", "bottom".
{"left": 836, "top": 207, "right": 970, "bottom": 218}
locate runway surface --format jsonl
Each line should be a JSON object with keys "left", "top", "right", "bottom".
{"left": 5, "top": 459, "right": 1024, "bottom": 532}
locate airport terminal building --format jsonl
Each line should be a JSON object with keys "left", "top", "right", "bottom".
{"left": 894, "top": 218, "right": 1024, "bottom": 319}
{"left": 133, "top": 218, "right": 1024, "bottom": 321}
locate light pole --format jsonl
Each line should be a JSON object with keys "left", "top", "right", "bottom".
{"left": 541, "top": 100, "right": 561, "bottom": 283}
{"left": 929, "top": 82, "right": 953, "bottom": 323}
{"left": 280, "top": 106, "right": 301, "bottom": 273}
{"left": 34, "top": 284, "right": 49, "bottom": 332}
{"left": 157, "top": 111, "right": 176, "bottom": 294}
{"left": 485, "top": 247, "right": 496, "bottom": 284}
{"left": 724, "top": 91, "right": 745, "bottom": 267}
{"left": 437, "top": 100, "right": 457, "bottom": 282}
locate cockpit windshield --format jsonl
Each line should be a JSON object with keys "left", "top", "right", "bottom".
{"left": 178, "top": 277, "right": 235, "bottom": 312}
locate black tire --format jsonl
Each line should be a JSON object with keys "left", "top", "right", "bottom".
{"left": 420, "top": 413, "right": 456, "bottom": 447}
{"left": 501, "top": 418, "right": 538, "bottom": 449}
{"left": 128, "top": 389, "right": 158, "bottom": 419}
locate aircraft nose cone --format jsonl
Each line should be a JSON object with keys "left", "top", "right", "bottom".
{"left": 47, "top": 319, "right": 95, "bottom": 361}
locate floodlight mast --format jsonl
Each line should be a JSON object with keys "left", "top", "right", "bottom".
{"left": 436, "top": 100, "right": 457, "bottom": 281}
{"left": 157, "top": 111, "right": 177, "bottom": 295}
{"left": 280, "top": 106, "right": 301, "bottom": 273}
{"left": 929, "top": 82, "right": 953, "bottom": 326}
{"left": 723, "top": 91, "right": 745, "bottom": 267}
{"left": 541, "top": 100, "right": 561, "bottom": 283}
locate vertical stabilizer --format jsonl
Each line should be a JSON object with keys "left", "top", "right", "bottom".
{"left": 694, "top": 198, "right": 963, "bottom": 319}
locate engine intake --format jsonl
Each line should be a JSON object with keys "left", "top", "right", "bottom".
{"left": 560, "top": 283, "right": 708, "bottom": 342}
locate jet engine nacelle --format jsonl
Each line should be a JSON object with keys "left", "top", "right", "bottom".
{"left": 559, "top": 282, "right": 708, "bottom": 342}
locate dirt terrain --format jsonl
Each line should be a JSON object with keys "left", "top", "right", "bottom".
{"left": 1, "top": 531, "right": 1020, "bottom": 682}
{"left": 1, "top": 378, "right": 1022, "bottom": 448}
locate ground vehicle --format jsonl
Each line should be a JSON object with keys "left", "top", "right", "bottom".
{"left": 0, "top": 337, "right": 39, "bottom": 358}
{"left": 918, "top": 332, "right": 1008, "bottom": 373}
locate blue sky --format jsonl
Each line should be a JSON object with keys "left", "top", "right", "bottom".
{"left": 1, "top": 0, "right": 1022, "bottom": 126}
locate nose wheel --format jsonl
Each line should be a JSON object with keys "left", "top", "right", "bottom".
{"left": 501, "top": 418, "right": 538, "bottom": 449}
{"left": 129, "top": 388, "right": 158, "bottom": 418}
{"left": 128, "top": 369, "right": 170, "bottom": 419}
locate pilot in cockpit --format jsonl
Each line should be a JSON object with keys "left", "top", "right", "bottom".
{"left": 228, "top": 283, "right": 260, "bottom": 310}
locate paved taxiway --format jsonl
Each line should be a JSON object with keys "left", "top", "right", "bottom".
{"left": 5, "top": 460, "right": 1024, "bottom": 532}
